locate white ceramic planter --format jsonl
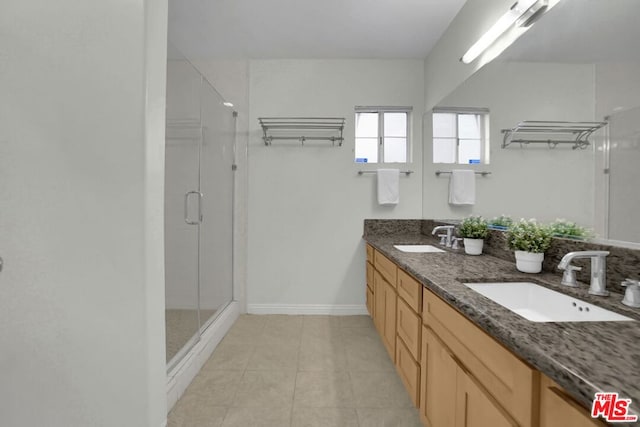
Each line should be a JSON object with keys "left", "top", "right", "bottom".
{"left": 515, "top": 250, "right": 544, "bottom": 273}
{"left": 463, "top": 238, "right": 484, "bottom": 255}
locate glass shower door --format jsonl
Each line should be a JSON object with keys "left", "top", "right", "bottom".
{"left": 164, "top": 123, "right": 202, "bottom": 366}
{"left": 199, "top": 81, "right": 236, "bottom": 329}
{"left": 164, "top": 49, "right": 203, "bottom": 367}
{"left": 164, "top": 42, "right": 236, "bottom": 370}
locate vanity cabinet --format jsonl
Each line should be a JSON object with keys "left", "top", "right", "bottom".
{"left": 422, "top": 287, "right": 536, "bottom": 427}
{"left": 366, "top": 243, "right": 607, "bottom": 427}
{"left": 368, "top": 244, "right": 424, "bottom": 403}
{"left": 395, "top": 269, "right": 423, "bottom": 406}
{"left": 539, "top": 375, "right": 605, "bottom": 427}
{"left": 421, "top": 326, "right": 457, "bottom": 426}
{"left": 371, "top": 247, "right": 398, "bottom": 361}
{"left": 373, "top": 270, "right": 397, "bottom": 360}
{"left": 366, "top": 248, "right": 374, "bottom": 317}
{"left": 421, "top": 326, "right": 516, "bottom": 427}
{"left": 456, "top": 363, "right": 518, "bottom": 427}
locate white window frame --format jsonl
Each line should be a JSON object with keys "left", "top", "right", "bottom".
{"left": 432, "top": 107, "right": 490, "bottom": 165}
{"left": 355, "top": 106, "right": 412, "bottom": 164}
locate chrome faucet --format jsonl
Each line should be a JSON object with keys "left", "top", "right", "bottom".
{"left": 432, "top": 225, "right": 455, "bottom": 248}
{"left": 557, "top": 251, "right": 610, "bottom": 296}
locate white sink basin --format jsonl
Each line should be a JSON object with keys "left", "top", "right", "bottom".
{"left": 394, "top": 244, "right": 445, "bottom": 253}
{"left": 464, "top": 282, "right": 635, "bottom": 322}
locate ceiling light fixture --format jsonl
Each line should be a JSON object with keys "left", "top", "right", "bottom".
{"left": 223, "top": 102, "right": 234, "bottom": 107}
{"left": 460, "top": 0, "right": 549, "bottom": 64}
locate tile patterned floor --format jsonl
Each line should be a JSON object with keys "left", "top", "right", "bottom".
{"left": 168, "top": 314, "right": 422, "bottom": 427}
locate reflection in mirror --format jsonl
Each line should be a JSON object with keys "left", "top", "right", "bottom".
{"left": 427, "top": 0, "right": 640, "bottom": 246}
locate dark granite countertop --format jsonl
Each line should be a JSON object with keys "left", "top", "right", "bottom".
{"left": 364, "top": 231, "right": 640, "bottom": 422}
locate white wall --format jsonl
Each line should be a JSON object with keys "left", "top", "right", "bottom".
{"left": 0, "top": 1, "right": 168, "bottom": 426}
{"left": 423, "top": 60, "right": 596, "bottom": 225}
{"left": 247, "top": 60, "right": 424, "bottom": 312}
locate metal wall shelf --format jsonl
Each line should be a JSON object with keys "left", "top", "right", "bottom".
{"left": 259, "top": 117, "right": 345, "bottom": 146}
{"left": 501, "top": 121, "right": 607, "bottom": 149}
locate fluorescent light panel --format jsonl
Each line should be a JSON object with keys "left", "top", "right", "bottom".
{"left": 460, "top": 0, "right": 546, "bottom": 64}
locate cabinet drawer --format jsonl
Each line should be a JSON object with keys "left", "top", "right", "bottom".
{"left": 366, "top": 262, "right": 374, "bottom": 291}
{"left": 397, "top": 269, "right": 422, "bottom": 312}
{"left": 396, "top": 336, "right": 420, "bottom": 407}
{"left": 423, "top": 287, "right": 536, "bottom": 427}
{"left": 397, "top": 297, "right": 421, "bottom": 360}
{"left": 366, "top": 244, "right": 374, "bottom": 263}
{"left": 374, "top": 250, "right": 397, "bottom": 288}
{"left": 366, "top": 285, "right": 374, "bottom": 317}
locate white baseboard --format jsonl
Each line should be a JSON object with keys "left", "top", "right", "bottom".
{"left": 165, "top": 301, "right": 240, "bottom": 413}
{"left": 247, "top": 304, "right": 368, "bottom": 315}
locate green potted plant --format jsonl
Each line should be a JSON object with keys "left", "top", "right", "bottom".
{"left": 488, "top": 215, "right": 513, "bottom": 230}
{"left": 549, "top": 219, "right": 593, "bottom": 240}
{"left": 506, "top": 219, "right": 553, "bottom": 273}
{"left": 458, "top": 216, "right": 489, "bottom": 255}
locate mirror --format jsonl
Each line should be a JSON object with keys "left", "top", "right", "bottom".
{"left": 428, "top": 0, "right": 640, "bottom": 246}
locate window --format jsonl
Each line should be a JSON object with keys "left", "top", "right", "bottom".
{"left": 432, "top": 108, "right": 490, "bottom": 164}
{"left": 354, "top": 107, "right": 411, "bottom": 163}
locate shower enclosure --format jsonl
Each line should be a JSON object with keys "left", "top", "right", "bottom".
{"left": 165, "top": 44, "right": 236, "bottom": 369}
{"left": 606, "top": 105, "right": 640, "bottom": 243}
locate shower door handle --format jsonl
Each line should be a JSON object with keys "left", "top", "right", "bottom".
{"left": 184, "top": 191, "right": 203, "bottom": 225}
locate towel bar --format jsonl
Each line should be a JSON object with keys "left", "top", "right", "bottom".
{"left": 358, "top": 170, "right": 414, "bottom": 176}
{"left": 435, "top": 170, "right": 491, "bottom": 177}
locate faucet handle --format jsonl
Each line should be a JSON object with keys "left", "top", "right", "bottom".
{"left": 451, "top": 237, "right": 463, "bottom": 250}
{"left": 622, "top": 279, "right": 640, "bottom": 308}
{"left": 437, "top": 234, "right": 447, "bottom": 245}
{"left": 561, "top": 265, "right": 581, "bottom": 287}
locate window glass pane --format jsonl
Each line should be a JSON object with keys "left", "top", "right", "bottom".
{"left": 433, "top": 113, "right": 456, "bottom": 137}
{"left": 458, "top": 114, "right": 481, "bottom": 139}
{"left": 383, "top": 137, "right": 407, "bottom": 163}
{"left": 355, "top": 112, "right": 378, "bottom": 138}
{"left": 355, "top": 137, "right": 378, "bottom": 163}
{"left": 384, "top": 113, "right": 407, "bottom": 137}
{"left": 433, "top": 138, "right": 456, "bottom": 163}
{"left": 458, "top": 139, "right": 481, "bottom": 164}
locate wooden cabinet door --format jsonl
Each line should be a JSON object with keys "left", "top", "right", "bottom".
{"left": 540, "top": 375, "right": 605, "bottom": 427}
{"left": 396, "top": 335, "right": 420, "bottom": 407}
{"left": 421, "top": 327, "right": 457, "bottom": 427}
{"left": 455, "top": 366, "right": 517, "bottom": 427}
{"left": 373, "top": 271, "right": 386, "bottom": 335}
{"left": 397, "top": 297, "right": 420, "bottom": 359}
{"left": 366, "top": 285, "right": 374, "bottom": 317}
{"left": 382, "top": 279, "right": 397, "bottom": 360}
{"left": 373, "top": 270, "right": 396, "bottom": 360}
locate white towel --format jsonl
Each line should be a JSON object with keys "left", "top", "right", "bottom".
{"left": 377, "top": 169, "right": 400, "bottom": 205}
{"left": 449, "top": 170, "right": 476, "bottom": 205}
